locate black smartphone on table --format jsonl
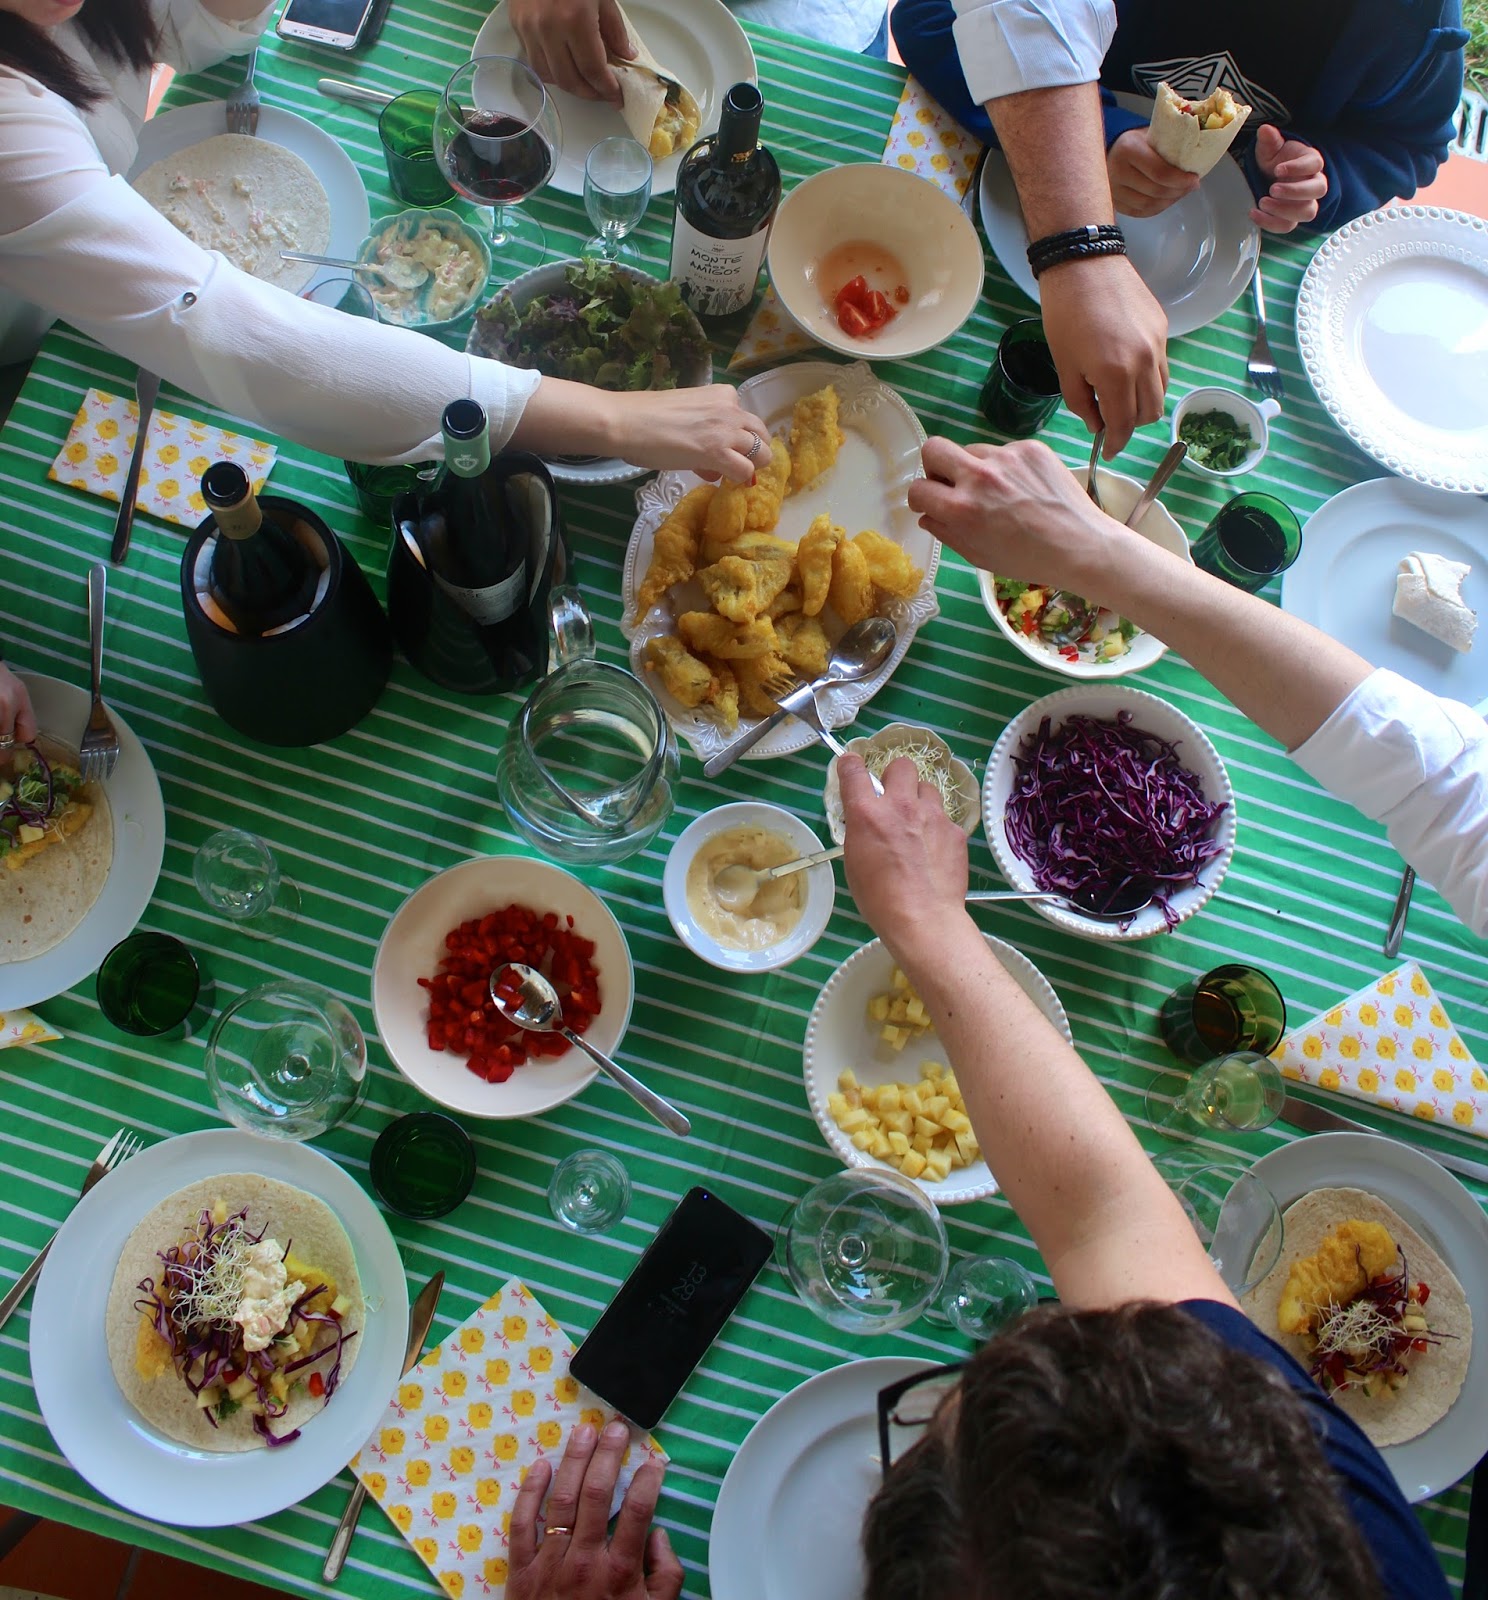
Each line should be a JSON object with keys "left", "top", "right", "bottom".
{"left": 275, "top": 0, "right": 392, "bottom": 52}
{"left": 569, "top": 1186, "right": 773, "bottom": 1430}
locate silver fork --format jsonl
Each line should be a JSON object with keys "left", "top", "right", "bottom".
{"left": 78, "top": 563, "right": 120, "bottom": 784}
{"left": 1085, "top": 427, "right": 1106, "bottom": 512}
{"left": 1246, "top": 267, "right": 1284, "bottom": 399}
{"left": 226, "top": 48, "right": 261, "bottom": 137}
{"left": 0, "top": 1128, "right": 142, "bottom": 1330}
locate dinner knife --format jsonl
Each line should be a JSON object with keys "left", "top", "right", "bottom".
{"left": 317, "top": 77, "right": 395, "bottom": 110}
{"left": 1280, "top": 1094, "right": 1488, "bottom": 1187}
{"left": 323, "top": 1270, "right": 445, "bottom": 1583}
{"left": 701, "top": 680, "right": 817, "bottom": 779}
{"left": 110, "top": 368, "right": 160, "bottom": 566}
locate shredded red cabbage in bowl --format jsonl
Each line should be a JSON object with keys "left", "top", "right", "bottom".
{"left": 1004, "top": 710, "right": 1229, "bottom": 928}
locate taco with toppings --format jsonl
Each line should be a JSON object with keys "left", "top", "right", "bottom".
{"left": 610, "top": 4, "right": 701, "bottom": 160}
{"left": 1148, "top": 82, "right": 1252, "bottom": 177}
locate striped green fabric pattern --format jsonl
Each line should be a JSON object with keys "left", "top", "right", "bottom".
{"left": 1, "top": 6, "right": 1485, "bottom": 1598}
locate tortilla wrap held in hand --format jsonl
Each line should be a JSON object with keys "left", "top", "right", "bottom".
{"left": 1148, "top": 82, "right": 1252, "bottom": 178}
{"left": 609, "top": 2, "right": 701, "bottom": 160}
{"left": 1240, "top": 1186, "right": 1471, "bottom": 1448}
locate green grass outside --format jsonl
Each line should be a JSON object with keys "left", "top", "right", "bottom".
{"left": 1467, "top": 0, "right": 1487, "bottom": 85}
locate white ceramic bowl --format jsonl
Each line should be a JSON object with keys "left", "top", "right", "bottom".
{"left": 821, "top": 722, "right": 979, "bottom": 845}
{"left": 981, "top": 684, "right": 1237, "bottom": 943}
{"left": 977, "top": 467, "right": 1192, "bottom": 681}
{"left": 371, "top": 856, "right": 634, "bottom": 1119}
{"left": 358, "top": 209, "right": 491, "bottom": 332}
{"left": 1172, "top": 386, "right": 1281, "bottom": 481}
{"left": 803, "top": 934, "right": 1071, "bottom": 1206}
{"left": 766, "top": 164, "right": 984, "bottom": 361}
{"left": 663, "top": 802, "right": 835, "bottom": 973}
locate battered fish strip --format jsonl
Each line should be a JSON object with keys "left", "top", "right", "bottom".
{"left": 787, "top": 384, "right": 844, "bottom": 493}
{"left": 635, "top": 485, "right": 713, "bottom": 615}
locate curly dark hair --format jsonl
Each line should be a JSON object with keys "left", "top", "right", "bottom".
{"left": 0, "top": 0, "right": 159, "bottom": 109}
{"left": 864, "top": 1302, "right": 1387, "bottom": 1600}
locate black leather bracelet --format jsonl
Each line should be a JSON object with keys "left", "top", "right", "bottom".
{"left": 1026, "top": 223, "right": 1127, "bottom": 278}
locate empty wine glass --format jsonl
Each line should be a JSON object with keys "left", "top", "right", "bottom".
{"left": 582, "top": 136, "right": 653, "bottom": 264}
{"left": 928, "top": 1256, "right": 1038, "bottom": 1341}
{"left": 193, "top": 827, "right": 300, "bottom": 938}
{"left": 548, "top": 1150, "right": 631, "bottom": 1233}
{"left": 1154, "top": 1150, "right": 1283, "bottom": 1295}
{"left": 206, "top": 978, "right": 366, "bottom": 1141}
{"left": 777, "top": 1168, "right": 948, "bottom": 1334}
{"left": 434, "top": 56, "right": 561, "bottom": 280}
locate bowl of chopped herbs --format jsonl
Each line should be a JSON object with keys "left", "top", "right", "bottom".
{"left": 1173, "top": 387, "right": 1279, "bottom": 479}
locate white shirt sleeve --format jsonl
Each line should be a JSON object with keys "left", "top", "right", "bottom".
{"left": 1290, "top": 668, "right": 1488, "bottom": 938}
{"left": 151, "top": 1, "right": 275, "bottom": 74}
{"left": 0, "top": 71, "right": 541, "bottom": 465}
{"left": 950, "top": 0, "right": 1115, "bottom": 104}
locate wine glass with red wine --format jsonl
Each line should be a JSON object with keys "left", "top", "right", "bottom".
{"left": 433, "top": 57, "right": 561, "bottom": 280}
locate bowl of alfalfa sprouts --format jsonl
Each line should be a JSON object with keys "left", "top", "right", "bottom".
{"left": 821, "top": 722, "right": 980, "bottom": 845}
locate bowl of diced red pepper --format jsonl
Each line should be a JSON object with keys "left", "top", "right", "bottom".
{"left": 371, "top": 856, "right": 634, "bottom": 1119}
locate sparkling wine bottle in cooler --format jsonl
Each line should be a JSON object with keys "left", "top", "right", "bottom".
{"left": 200, "top": 462, "right": 320, "bottom": 635}
{"left": 669, "top": 82, "right": 781, "bottom": 318}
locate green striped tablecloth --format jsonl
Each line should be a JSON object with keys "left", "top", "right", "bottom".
{"left": 3, "top": 6, "right": 1486, "bottom": 1595}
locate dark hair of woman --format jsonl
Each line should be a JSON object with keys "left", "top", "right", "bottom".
{"left": 864, "top": 1302, "right": 1388, "bottom": 1600}
{"left": 0, "top": 0, "right": 159, "bottom": 110}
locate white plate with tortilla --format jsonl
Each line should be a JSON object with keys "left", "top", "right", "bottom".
{"left": 473, "top": 0, "right": 756, "bottom": 197}
{"left": 977, "top": 94, "right": 1259, "bottom": 339}
{"left": 0, "top": 674, "right": 164, "bottom": 1010}
{"left": 128, "top": 102, "right": 369, "bottom": 298}
{"left": 30, "top": 1129, "right": 408, "bottom": 1526}
{"left": 1247, "top": 1131, "right": 1488, "bottom": 1502}
{"left": 1281, "top": 479, "right": 1488, "bottom": 706}
{"left": 1295, "top": 206, "right": 1488, "bottom": 496}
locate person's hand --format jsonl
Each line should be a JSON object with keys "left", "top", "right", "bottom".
{"left": 0, "top": 664, "right": 36, "bottom": 745}
{"left": 908, "top": 435, "right": 1123, "bottom": 593}
{"left": 508, "top": 0, "right": 634, "bottom": 103}
{"left": 1036, "top": 254, "right": 1168, "bottom": 455}
{"left": 1106, "top": 129, "right": 1199, "bottom": 218}
{"left": 840, "top": 754, "right": 971, "bottom": 966}
{"left": 508, "top": 1420, "right": 683, "bottom": 1600}
{"left": 1250, "top": 124, "right": 1327, "bottom": 233}
{"left": 606, "top": 385, "right": 773, "bottom": 484}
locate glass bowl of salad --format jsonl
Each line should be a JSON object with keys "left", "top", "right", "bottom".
{"left": 975, "top": 466, "right": 1193, "bottom": 681}
{"left": 1172, "top": 386, "right": 1280, "bottom": 481}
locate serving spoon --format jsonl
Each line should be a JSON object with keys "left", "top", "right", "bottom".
{"left": 488, "top": 963, "right": 691, "bottom": 1137}
{"left": 280, "top": 249, "right": 429, "bottom": 290}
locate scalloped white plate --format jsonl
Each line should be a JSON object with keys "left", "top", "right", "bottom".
{"left": 981, "top": 684, "right": 1237, "bottom": 943}
{"left": 621, "top": 360, "right": 939, "bottom": 764}
{"left": 802, "top": 933, "right": 1071, "bottom": 1207}
{"left": 1295, "top": 206, "right": 1488, "bottom": 496}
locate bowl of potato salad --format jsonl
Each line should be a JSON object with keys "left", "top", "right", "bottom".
{"left": 802, "top": 934, "right": 1071, "bottom": 1207}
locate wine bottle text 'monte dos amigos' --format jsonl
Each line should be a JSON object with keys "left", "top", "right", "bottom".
{"left": 669, "top": 81, "right": 781, "bottom": 319}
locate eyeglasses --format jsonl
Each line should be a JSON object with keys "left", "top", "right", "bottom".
{"left": 876, "top": 1363, "right": 966, "bottom": 1478}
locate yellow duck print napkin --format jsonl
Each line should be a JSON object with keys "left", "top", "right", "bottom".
{"left": 728, "top": 77, "right": 985, "bottom": 370}
{"left": 1272, "top": 962, "right": 1487, "bottom": 1134}
{"left": 49, "top": 388, "right": 276, "bottom": 528}
{"left": 0, "top": 1008, "right": 61, "bottom": 1049}
{"left": 348, "top": 1279, "right": 665, "bottom": 1600}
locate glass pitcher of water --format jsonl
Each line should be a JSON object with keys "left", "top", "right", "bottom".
{"left": 496, "top": 586, "right": 679, "bottom": 865}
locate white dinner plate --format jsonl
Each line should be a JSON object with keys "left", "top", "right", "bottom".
{"left": 978, "top": 96, "right": 1259, "bottom": 338}
{"left": 802, "top": 933, "right": 1070, "bottom": 1206}
{"left": 1295, "top": 206, "right": 1488, "bottom": 496}
{"left": 1247, "top": 1131, "right": 1488, "bottom": 1503}
{"left": 128, "top": 102, "right": 371, "bottom": 299}
{"left": 473, "top": 0, "right": 757, "bottom": 198}
{"left": 621, "top": 359, "right": 940, "bottom": 764}
{"left": 0, "top": 674, "right": 164, "bottom": 1010}
{"left": 710, "top": 1355, "right": 927, "bottom": 1600}
{"left": 30, "top": 1129, "right": 409, "bottom": 1526}
{"left": 1281, "top": 479, "right": 1488, "bottom": 705}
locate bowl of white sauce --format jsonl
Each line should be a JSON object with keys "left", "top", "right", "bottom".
{"left": 663, "top": 802, "right": 836, "bottom": 973}
{"left": 357, "top": 209, "right": 491, "bottom": 332}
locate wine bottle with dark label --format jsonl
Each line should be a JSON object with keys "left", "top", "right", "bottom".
{"left": 669, "top": 81, "right": 781, "bottom": 319}
{"left": 201, "top": 462, "right": 320, "bottom": 636}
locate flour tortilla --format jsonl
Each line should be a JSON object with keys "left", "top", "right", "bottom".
{"left": 105, "top": 1173, "right": 364, "bottom": 1452}
{"left": 1148, "top": 81, "right": 1252, "bottom": 178}
{"left": 610, "top": 4, "right": 700, "bottom": 160}
{"left": 1240, "top": 1187, "right": 1472, "bottom": 1448}
{"left": 0, "top": 736, "right": 112, "bottom": 965}
{"left": 133, "top": 134, "right": 331, "bottom": 293}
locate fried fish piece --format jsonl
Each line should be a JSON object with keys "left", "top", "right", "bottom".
{"left": 775, "top": 613, "right": 830, "bottom": 679}
{"left": 705, "top": 475, "right": 749, "bottom": 544}
{"left": 827, "top": 536, "right": 876, "bottom": 625}
{"left": 744, "top": 436, "right": 792, "bottom": 531}
{"left": 733, "top": 650, "right": 795, "bottom": 718}
{"left": 852, "top": 528, "right": 922, "bottom": 600}
{"left": 705, "top": 660, "right": 740, "bottom": 731}
{"left": 766, "top": 583, "right": 803, "bottom": 620}
{"left": 701, "top": 528, "right": 797, "bottom": 569}
{"left": 788, "top": 384, "right": 844, "bottom": 493}
{"left": 1276, "top": 1220, "right": 1399, "bottom": 1337}
{"left": 644, "top": 635, "right": 716, "bottom": 709}
{"left": 678, "top": 611, "right": 778, "bottom": 660}
{"left": 697, "top": 554, "right": 795, "bottom": 625}
{"left": 796, "top": 513, "right": 844, "bottom": 617}
{"left": 636, "top": 485, "right": 713, "bottom": 614}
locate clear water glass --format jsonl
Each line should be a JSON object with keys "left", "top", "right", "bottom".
{"left": 776, "top": 1168, "right": 948, "bottom": 1334}
{"left": 582, "top": 136, "right": 653, "bottom": 263}
{"left": 1145, "top": 1051, "right": 1287, "bottom": 1139}
{"left": 193, "top": 827, "right": 300, "bottom": 937}
{"left": 301, "top": 276, "right": 377, "bottom": 318}
{"left": 549, "top": 1149, "right": 631, "bottom": 1233}
{"left": 206, "top": 978, "right": 366, "bottom": 1141}
{"left": 1153, "top": 1150, "right": 1283, "bottom": 1295}
{"left": 930, "top": 1256, "right": 1038, "bottom": 1341}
